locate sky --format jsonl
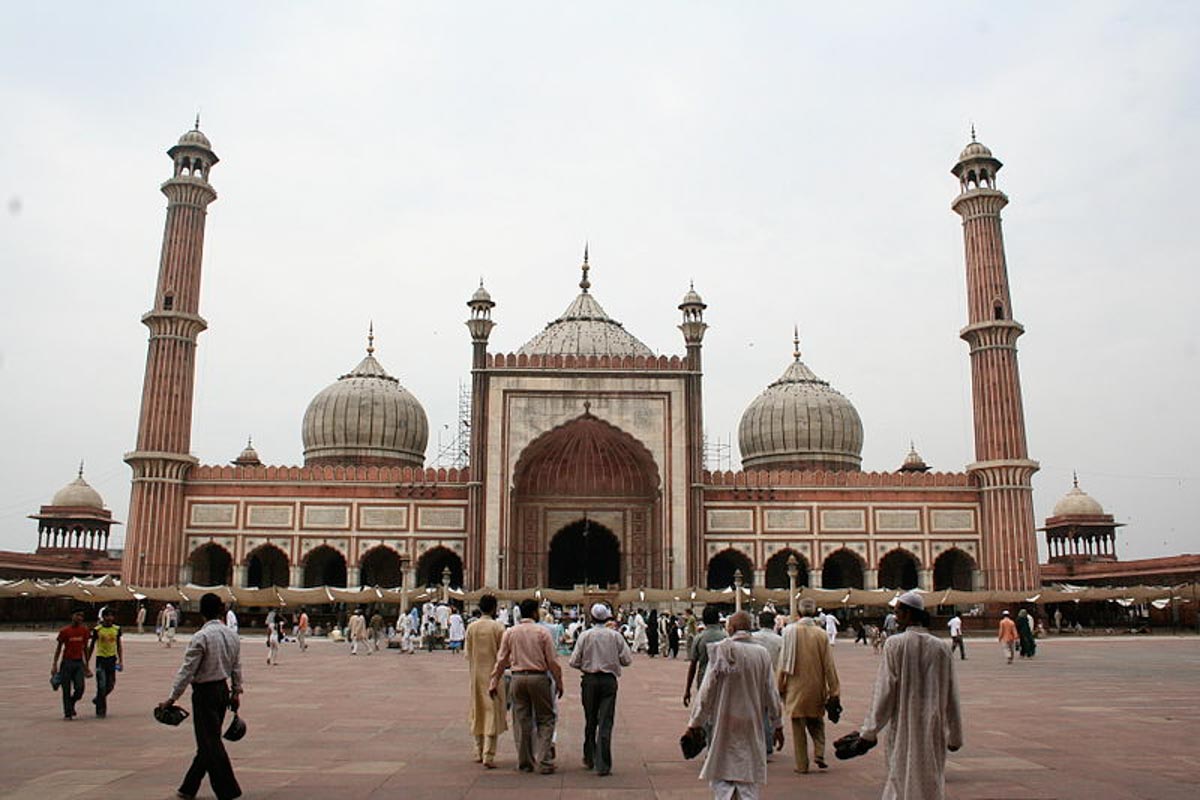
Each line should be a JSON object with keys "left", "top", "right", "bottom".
{"left": 1, "top": 2, "right": 1197, "bottom": 562}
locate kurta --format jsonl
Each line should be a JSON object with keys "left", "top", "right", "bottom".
{"left": 860, "top": 626, "right": 963, "bottom": 800}
{"left": 778, "top": 618, "right": 840, "bottom": 718}
{"left": 687, "top": 631, "right": 783, "bottom": 785}
{"left": 465, "top": 617, "right": 508, "bottom": 736}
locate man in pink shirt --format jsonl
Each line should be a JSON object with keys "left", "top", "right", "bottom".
{"left": 997, "top": 610, "right": 1019, "bottom": 664}
{"left": 489, "top": 598, "right": 563, "bottom": 774}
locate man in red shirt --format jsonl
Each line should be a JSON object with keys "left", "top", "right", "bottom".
{"left": 52, "top": 609, "right": 93, "bottom": 719}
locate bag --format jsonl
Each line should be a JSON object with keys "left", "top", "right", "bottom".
{"left": 680, "top": 726, "right": 707, "bottom": 759}
{"left": 50, "top": 672, "right": 62, "bottom": 691}
{"left": 154, "top": 705, "right": 190, "bottom": 726}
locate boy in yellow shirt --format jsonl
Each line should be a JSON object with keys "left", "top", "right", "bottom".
{"left": 87, "top": 607, "right": 123, "bottom": 717}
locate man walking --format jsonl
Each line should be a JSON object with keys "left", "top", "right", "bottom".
{"left": 136, "top": 603, "right": 147, "bottom": 635}
{"left": 87, "top": 606, "right": 123, "bottom": 718}
{"left": 225, "top": 605, "right": 238, "bottom": 634}
{"left": 684, "top": 611, "right": 784, "bottom": 800}
{"left": 948, "top": 613, "right": 966, "bottom": 660}
{"left": 466, "top": 594, "right": 507, "bottom": 768}
{"left": 778, "top": 598, "right": 840, "bottom": 773}
{"left": 51, "top": 609, "right": 93, "bottom": 720}
{"left": 488, "top": 598, "right": 563, "bottom": 774}
{"left": 349, "top": 607, "right": 369, "bottom": 655}
{"left": 569, "top": 603, "right": 633, "bottom": 776}
{"left": 683, "top": 606, "right": 726, "bottom": 708}
{"left": 158, "top": 592, "right": 243, "bottom": 800}
{"left": 843, "top": 591, "right": 962, "bottom": 800}
{"left": 998, "top": 610, "right": 1018, "bottom": 664}
{"left": 295, "top": 607, "right": 310, "bottom": 652}
{"left": 824, "top": 611, "right": 840, "bottom": 646}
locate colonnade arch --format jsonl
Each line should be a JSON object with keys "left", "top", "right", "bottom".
{"left": 245, "top": 544, "right": 289, "bottom": 588}
{"left": 821, "top": 548, "right": 865, "bottom": 590}
{"left": 188, "top": 543, "right": 232, "bottom": 586}
{"left": 764, "top": 548, "right": 809, "bottom": 590}
{"left": 302, "top": 545, "right": 347, "bottom": 588}
{"left": 706, "top": 548, "right": 754, "bottom": 590}
{"left": 877, "top": 548, "right": 921, "bottom": 590}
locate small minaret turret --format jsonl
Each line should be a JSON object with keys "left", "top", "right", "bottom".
{"left": 951, "top": 131, "right": 1040, "bottom": 591}
{"left": 679, "top": 282, "right": 707, "bottom": 585}
{"left": 123, "top": 120, "right": 219, "bottom": 586}
{"left": 465, "top": 278, "right": 496, "bottom": 588}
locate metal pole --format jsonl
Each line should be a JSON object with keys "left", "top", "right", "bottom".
{"left": 734, "top": 568, "right": 744, "bottom": 614}
{"left": 786, "top": 554, "right": 799, "bottom": 620}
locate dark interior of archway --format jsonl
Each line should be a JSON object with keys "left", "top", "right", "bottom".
{"left": 417, "top": 548, "right": 463, "bottom": 588}
{"left": 706, "top": 550, "right": 754, "bottom": 590}
{"left": 933, "top": 550, "right": 974, "bottom": 591}
{"left": 303, "top": 547, "right": 347, "bottom": 588}
{"left": 764, "top": 550, "right": 809, "bottom": 589}
{"left": 247, "top": 547, "right": 289, "bottom": 588}
{"left": 360, "top": 548, "right": 404, "bottom": 587}
{"left": 548, "top": 520, "right": 620, "bottom": 590}
{"left": 878, "top": 551, "right": 920, "bottom": 590}
{"left": 190, "top": 545, "right": 231, "bottom": 586}
{"left": 821, "top": 550, "right": 864, "bottom": 589}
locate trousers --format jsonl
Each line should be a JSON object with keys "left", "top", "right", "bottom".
{"left": 179, "top": 680, "right": 241, "bottom": 800}
{"left": 59, "top": 658, "right": 85, "bottom": 717}
{"left": 510, "top": 673, "right": 555, "bottom": 771}
{"left": 580, "top": 672, "right": 618, "bottom": 774}
{"left": 951, "top": 635, "right": 966, "bottom": 659}
{"left": 790, "top": 716, "right": 826, "bottom": 772}
{"left": 94, "top": 655, "right": 117, "bottom": 715}
{"left": 473, "top": 734, "right": 497, "bottom": 765}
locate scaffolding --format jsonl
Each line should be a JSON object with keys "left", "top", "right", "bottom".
{"left": 704, "top": 432, "right": 734, "bottom": 472}
{"left": 433, "top": 381, "right": 471, "bottom": 469}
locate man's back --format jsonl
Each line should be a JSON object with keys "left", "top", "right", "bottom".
{"left": 691, "top": 626, "right": 727, "bottom": 687}
{"left": 571, "top": 625, "right": 633, "bottom": 676}
{"left": 779, "top": 620, "right": 839, "bottom": 716}
{"left": 750, "top": 627, "right": 783, "bottom": 670}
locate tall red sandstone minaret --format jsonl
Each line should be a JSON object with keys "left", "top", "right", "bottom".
{"left": 952, "top": 132, "right": 1040, "bottom": 590}
{"left": 122, "top": 121, "right": 218, "bottom": 586}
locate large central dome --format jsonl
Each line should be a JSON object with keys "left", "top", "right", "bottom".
{"left": 517, "top": 251, "right": 654, "bottom": 358}
{"left": 302, "top": 335, "right": 428, "bottom": 467}
{"left": 738, "top": 336, "right": 863, "bottom": 472}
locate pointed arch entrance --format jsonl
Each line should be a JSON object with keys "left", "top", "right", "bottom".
{"left": 509, "top": 412, "right": 661, "bottom": 588}
{"left": 188, "top": 543, "right": 232, "bottom": 586}
{"left": 303, "top": 545, "right": 347, "bottom": 588}
{"left": 878, "top": 549, "right": 920, "bottom": 590}
{"left": 246, "top": 544, "right": 289, "bottom": 588}
{"left": 548, "top": 519, "right": 620, "bottom": 589}
{"left": 822, "top": 548, "right": 865, "bottom": 589}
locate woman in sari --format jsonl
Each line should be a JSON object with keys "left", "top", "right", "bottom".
{"left": 1016, "top": 609, "right": 1037, "bottom": 658}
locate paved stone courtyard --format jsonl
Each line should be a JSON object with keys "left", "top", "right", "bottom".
{"left": 1, "top": 631, "right": 1196, "bottom": 799}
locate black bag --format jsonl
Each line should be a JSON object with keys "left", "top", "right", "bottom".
{"left": 154, "top": 705, "right": 190, "bottom": 726}
{"left": 680, "top": 726, "right": 707, "bottom": 759}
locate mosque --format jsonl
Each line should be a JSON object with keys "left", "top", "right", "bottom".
{"left": 23, "top": 123, "right": 1187, "bottom": 595}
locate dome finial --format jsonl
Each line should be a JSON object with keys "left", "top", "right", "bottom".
{"left": 367, "top": 321, "right": 375, "bottom": 356}
{"left": 195, "top": 110, "right": 201, "bottom": 131}
{"left": 78, "top": 460, "right": 84, "bottom": 479}
{"left": 580, "top": 243, "right": 591, "bottom": 293}
{"left": 970, "top": 122, "right": 976, "bottom": 142}
{"left": 247, "top": 435, "right": 254, "bottom": 448}
{"left": 1072, "top": 469, "right": 1078, "bottom": 489}
{"left": 792, "top": 325, "right": 801, "bottom": 361}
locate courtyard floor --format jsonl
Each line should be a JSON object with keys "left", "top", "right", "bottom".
{"left": 0, "top": 630, "right": 1196, "bottom": 799}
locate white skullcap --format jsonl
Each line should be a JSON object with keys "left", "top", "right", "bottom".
{"left": 896, "top": 590, "right": 925, "bottom": 611}
{"left": 590, "top": 603, "right": 611, "bottom": 621}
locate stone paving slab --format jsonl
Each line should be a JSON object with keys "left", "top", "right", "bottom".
{"left": 0, "top": 632, "right": 1196, "bottom": 799}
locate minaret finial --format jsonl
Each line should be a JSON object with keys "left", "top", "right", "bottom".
{"left": 1072, "top": 470, "right": 1078, "bottom": 488}
{"left": 195, "top": 111, "right": 201, "bottom": 131}
{"left": 792, "top": 325, "right": 801, "bottom": 360}
{"left": 78, "top": 460, "right": 84, "bottom": 479}
{"left": 367, "top": 321, "right": 375, "bottom": 356}
{"left": 970, "top": 122, "right": 976, "bottom": 142}
{"left": 580, "top": 243, "right": 591, "bottom": 293}
{"left": 247, "top": 435, "right": 253, "bottom": 448}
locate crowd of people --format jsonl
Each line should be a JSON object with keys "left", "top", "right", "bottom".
{"left": 45, "top": 592, "right": 1064, "bottom": 800}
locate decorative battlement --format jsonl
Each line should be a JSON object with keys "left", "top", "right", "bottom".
{"left": 704, "top": 469, "right": 971, "bottom": 488}
{"left": 189, "top": 464, "right": 470, "bottom": 484}
{"left": 485, "top": 352, "right": 690, "bottom": 370}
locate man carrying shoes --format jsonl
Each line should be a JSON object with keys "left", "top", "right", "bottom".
{"left": 157, "top": 592, "right": 244, "bottom": 800}
{"left": 568, "top": 602, "right": 633, "bottom": 776}
{"left": 489, "top": 597, "right": 564, "bottom": 774}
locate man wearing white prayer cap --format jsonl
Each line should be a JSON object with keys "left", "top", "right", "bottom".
{"left": 568, "top": 602, "right": 632, "bottom": 776}
{"left": 846, "top": 589, "right": 964, "bottom": 799}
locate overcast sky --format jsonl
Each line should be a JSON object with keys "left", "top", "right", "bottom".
{"left": 2, "top": 3, "right": 1197, "bottom": 563}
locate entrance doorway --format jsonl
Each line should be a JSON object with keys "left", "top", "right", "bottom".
{"left": 547, "top": 519, "right": 620, "bottom": 589}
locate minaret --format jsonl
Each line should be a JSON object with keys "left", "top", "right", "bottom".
{"left": 122, "top": 120, "right": 219, "bottom": 586}
{"left": 678, "top": 281, "right": 707, "bottom": 587}
{"left": 465, "top": 278, "right": 496, "bottom": 588}
{"left": 951, "top": 132, "right": 1040, "bottom": 590}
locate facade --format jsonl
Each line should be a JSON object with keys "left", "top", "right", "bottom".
{"left": 112, "top": 123, "right": 1049, "bottom": 592}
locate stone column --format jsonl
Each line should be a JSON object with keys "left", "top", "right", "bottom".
{"left": 808, "top": 569, "right": 822, "bottom": 589}
{"left": 864, "top": 568, "right": 878, "bottom": 590}
{"left": 233, "top": 565, "right": 247, "bottom": 588}
{"left": 289, "top": 565, "right": 303, "bottom": 588}
{"left": 919, "top": 568, "right": 933, "bottom": 591}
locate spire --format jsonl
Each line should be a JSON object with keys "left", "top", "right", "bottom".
{"left": 78, "top": 460, "right": 84, "bottom": 479}
{"left": 247, "top": 435, "right": 254, "bottom": 448}
{"left": 194, "top": 111, "right": 201, "bottom": 131}
{"left": 367, "top": 321, "right": 375, "bottom": 356}
{"left": 970, "top": 122, "right": 976, "bottom": 142}
{"left": 1072, "top": 470, "right": 1079, "bottom": 488}
{"left": 792, "top": 325, "right": 802, "bottom": 361}
{"left": 580, "top": 243, "right": 591, "bottom": 293}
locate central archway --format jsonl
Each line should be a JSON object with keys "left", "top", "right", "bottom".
{"left": 548, "top": 519, "right": 620, "bottom": 589}
{"left": 509, "top": 412, "right": 661, "bottom": 588}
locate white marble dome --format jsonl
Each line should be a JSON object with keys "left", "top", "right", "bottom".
{"left": 52, "top": 470, "right": 105, "bottom": 509}
{"left": 177, "top": 127, "right": 212, "bottom": 150}
{"left": 738, "top": 348, "right": 863, "bottom": 472}
{"left": 1052, "top": 481, "right": 1105, "bottom": 517}
{"left": 302, "top": 347, "right": 428, "bottom": 467}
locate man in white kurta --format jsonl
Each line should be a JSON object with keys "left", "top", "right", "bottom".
{"left": 686, "top": 611, "right": 783, "bottom": 800}
{"left": 824, "top": 612, "right": 839, "bottom": 645}
{"left": 631, "top": 612, "right": 648, "bottom": 653}
{"left": 856, "top": 591, "right": 963, "bottom": 800}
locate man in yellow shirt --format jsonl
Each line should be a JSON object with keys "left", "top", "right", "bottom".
{"left": 87, "top": 607, "right": 123, "bottom": 718}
